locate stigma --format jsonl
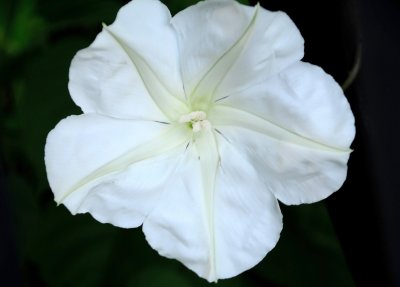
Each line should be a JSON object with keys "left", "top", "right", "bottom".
{"left": 179, "top": 111, "right": 211, "bottom": 133}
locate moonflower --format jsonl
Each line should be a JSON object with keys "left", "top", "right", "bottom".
{"left": 45, "top": 0, "right": 355, "bottom": 282}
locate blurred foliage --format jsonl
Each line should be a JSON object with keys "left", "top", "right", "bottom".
{"left": 0, "top": 0, "right": 45, "bottom": 55}
{"left": 1, "top": 0, "right": 354, "bottom": 286}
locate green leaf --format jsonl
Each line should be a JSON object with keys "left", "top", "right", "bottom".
{"left": 37, "top": 0, "right": 121, "bottom": 31}
{"left": 162, "top": 0, "right": 250, "bottom": 16}
{"left": 254, "top": 203, "right": 355, "bottom": 287}
{"left": 0, "top": 0, "right": 45, "bottom": 55}
{"left": 162, "top": 0, "right": 202, "bottom": 15}
{"left": 7, "top": 173, "right": 41, "bottom": 257}
{"left": 126, "top": 265, "right": 192, "bottom": 287}
{"left": 30, "top": 206, "right": 119, "bottom": 287}
{"left": 13, "top": 37, "right": 86, "bottom": 193}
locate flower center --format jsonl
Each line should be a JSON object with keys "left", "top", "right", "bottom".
{"left": 179, "top": 111, "right": 211, "bottom": 133}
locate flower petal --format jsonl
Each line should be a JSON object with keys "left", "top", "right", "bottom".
{"left": 143, "top": 130, "right": 282, "bottom": 281}
{"left": 45, "top": 114, "right": 190, "bottom": 227}
{"left": 69, "top": 0, "right": 187, "bottom": 121}
{"left": 142, "top": 144, "right": 212, "bottom": 280}
{"left": 213, "top": 122, "right": 351, "bottom": 205}
{"left": 218, "top": 62, "right": 355, "bottom": 148}
{"left": 171, "top": 0, "right": 303, "bottom": 107}
{"left": 213, "top": 133, "right": 283, "bottom": 279}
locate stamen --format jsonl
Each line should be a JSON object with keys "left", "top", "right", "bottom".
{"left": 180, "top": 111, "right": 211, "bottom": 133}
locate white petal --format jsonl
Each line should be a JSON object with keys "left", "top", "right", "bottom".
{"left": 69, "top": 0, "right": 187, "bottom": 121}
{"left": 171, "top": 0, "right": 303, "bottom": 107}
{"left": 213, "top": 133, "right": 283, "bottom": 279}
{"left": 45, "top": 114, "right": 190, "bottom": 227}
{"left": 143, "top": 147, "right": 212, "bottom": 280}
{"left": 143, "top": 130, "right": 282, "bottom": 281}
{"left": 219, "top": 62, "right": 355, "bottom": 149}
{"left": 213, "top": 120, "right": 351, "bottom": 205}
{"left": 75, "top": 149, "right": 184, "bottom": 228}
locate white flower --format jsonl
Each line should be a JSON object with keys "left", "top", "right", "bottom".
{"left": 45, "top": 0, "right": 355, "bottom": 282}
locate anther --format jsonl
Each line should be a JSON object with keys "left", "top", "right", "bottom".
{"left": 179, "top": 111, "right": 211, "bottom": 133}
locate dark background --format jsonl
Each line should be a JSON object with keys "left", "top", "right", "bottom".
{"left": 254, "top": 1, "right": 400, "bottom": 286}
{"left": 1, "top": 0, "right": 399, "bottom": 286}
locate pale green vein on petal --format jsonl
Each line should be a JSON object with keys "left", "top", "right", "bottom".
{"left": 103, "top": 25, "right": 188, "bottom": 121}
{"left": 56, "top": 126, "right": 191, "bottom": 204}
{"left": 189, "top": 4, "right": 260, "bottom": 111}
{"left": 211, "top": 105, "right": 353, "bottom": 153}
{"left": 195, "top": 130, "right": 220, "bottom": 281}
